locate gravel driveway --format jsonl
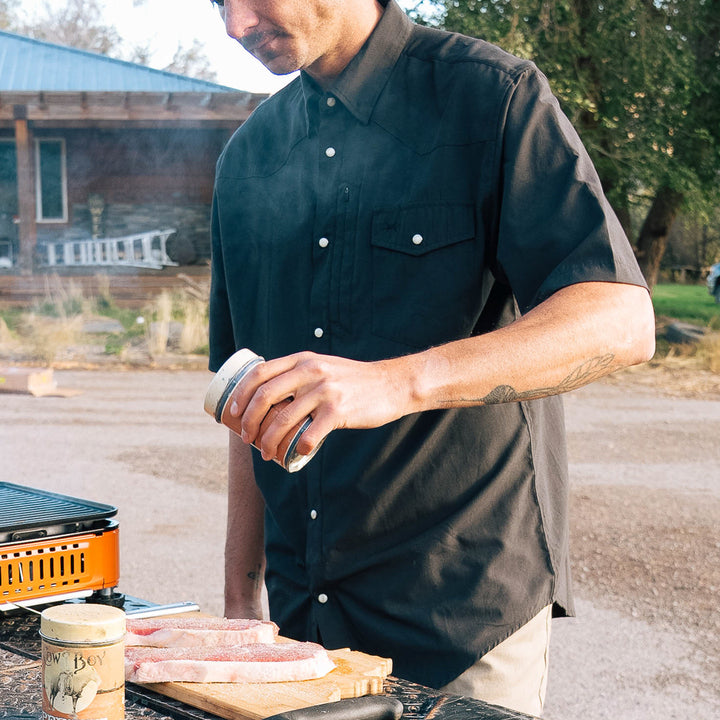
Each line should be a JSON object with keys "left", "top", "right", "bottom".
{"left": 1, "top": 367, "right": 718, "bottom": 719}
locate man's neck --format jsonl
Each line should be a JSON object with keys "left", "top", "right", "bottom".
{"left": 306, "top": 0, "right": 385, "bottom": 89}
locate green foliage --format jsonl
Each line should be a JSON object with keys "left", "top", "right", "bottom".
{"left": 35, "top": 296, "right": 85, "bottom": 318}
{"left": 0, "top": 306, "right": 23, "bottom": 332}
{"left": 103, "top": 321, "right": 145, "bottom": 356}
{"left": 419, "top": 0, "right": 720, "bottom": 226}
{"left": 108, "top": 307, "right": 147, "bottom": 332}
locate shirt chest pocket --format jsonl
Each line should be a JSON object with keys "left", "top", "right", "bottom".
{"left": 370, "top": 204, "right": 484, "bottom": 350}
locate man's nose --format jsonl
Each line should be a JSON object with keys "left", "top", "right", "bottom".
{"left": 221, "top": 0, "right": 260, "bottom": 40}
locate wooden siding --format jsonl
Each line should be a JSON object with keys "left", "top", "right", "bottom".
{"left": 61, "top": 127, "right": 229, "bottom": 206}
{"left": 0, "top": 267, "right": 211, "bottom": 308}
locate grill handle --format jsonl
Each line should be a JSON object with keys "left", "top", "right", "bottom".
{"left": 264, "top": 696, "right": 404, "bottom": 720}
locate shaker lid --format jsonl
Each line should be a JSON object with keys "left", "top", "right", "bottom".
{"left": 40, "top": 603, "right": 125, "bottom": 643}
{"left": 203, "top": 348, "right": 262, "bottom": 418}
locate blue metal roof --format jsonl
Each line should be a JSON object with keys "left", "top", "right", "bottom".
{"left": 0, "top": 30, "right": 238, "bottom": 93}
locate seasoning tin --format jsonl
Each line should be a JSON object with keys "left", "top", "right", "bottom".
{"left": 40, "top": 603, "right": 125, "bottom": 720}
{"left": 204, "top": 348, "right": 323, "bottom": 472}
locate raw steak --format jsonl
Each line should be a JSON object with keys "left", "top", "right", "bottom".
{"left": 125, "top": 616, "right": 278, "bottom": 647}
{"left": 125, "top": 642, "right": 336, "bottom": 684}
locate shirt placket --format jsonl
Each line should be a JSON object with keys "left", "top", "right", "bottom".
{"left": 306, "top": 90, "right": 347, "bottom": 624}
{"left": 308, "top": 91, "right": 346, "bottom": 352}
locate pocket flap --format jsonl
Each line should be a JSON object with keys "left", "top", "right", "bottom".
{"left": 371, "top": 204, "right": 475, "bottom": 256}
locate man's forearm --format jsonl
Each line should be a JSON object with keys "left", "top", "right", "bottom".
{"left": 224, "top": 431, "right": 267, "bottom": 619}
{"left": 223, "top": 281, "right": 656, "bottom": 460}
{"left": 404, "top": 281, "right": 656, "bottom": 412}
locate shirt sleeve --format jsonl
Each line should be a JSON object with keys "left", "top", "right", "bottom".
{"left": 208, "top": 188, "right": 237, "bottom": 372}
{"left": 495, "top": 65, "right": 647, "bottom": 313}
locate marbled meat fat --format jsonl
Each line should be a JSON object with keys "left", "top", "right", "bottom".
{"left": 125, "top": 641, "right": 336, "bottom": 683}
{"left": 125, "top": 617, "right": 279, "bottom": 647}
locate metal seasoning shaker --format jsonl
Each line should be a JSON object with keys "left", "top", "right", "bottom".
{"left": 204, "top": 348, "right": 324, "bottom": 472}
{"left": 40, "top": 603, "right": 126, "bottom": 720}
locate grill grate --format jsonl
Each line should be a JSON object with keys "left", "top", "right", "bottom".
{"left": 0, "top": 483, "right": 117, "bottom": 535}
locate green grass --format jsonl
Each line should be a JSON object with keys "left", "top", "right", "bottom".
{"left": 652, "top": 283, "right": 720, "bottom": 328}
{"left": 0, "top": 307, "right": 24, "bottom": 332}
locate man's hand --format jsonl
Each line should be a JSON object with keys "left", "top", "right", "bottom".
{"left": 223, "top": 352, "right": 410, "bottom": 461}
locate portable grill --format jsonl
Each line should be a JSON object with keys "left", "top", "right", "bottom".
{"left": 0, "top": 482, "right": 120, "bottom": 610}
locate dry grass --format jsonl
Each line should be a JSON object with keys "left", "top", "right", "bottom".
{"left": 607, "top": 346, "right": 720, "bottom": 399}
{"left": 656, "top": 331, "right": 720, "bottom": 375}
{"left": 175, "top": 273, "right": 211, "bottom": 354}
{"left": 147, "top": 290, "right": 173, "bottom": 356}
{"left": 145, "top": 288, "right": 209, "bottom": 357}
{"left": 649, "top": 316, "right": 720, "bottom": 384}
{"left": 697, "top": 334, "right": 720, "bottom": 374}
{"left": 177, "top": 292, "right": 209, "bottom": 354}
{"left": 40, "top": 276, "right": 94, "bottom": 317}
{"left": 15, "top": 313, "right": 84, "bottom": 365}
{"left": 1, "top": 276, "right": 718, "bottom": 393}
{"left": 0, "top": 316, "right": 19, "bottom": 354}
{"left": 0, "top": 276, "right": 210, "bottom": 366}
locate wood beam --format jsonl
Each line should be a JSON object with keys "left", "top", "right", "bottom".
{"left": 13, "top": 109, "right": 37, "bottom": 273}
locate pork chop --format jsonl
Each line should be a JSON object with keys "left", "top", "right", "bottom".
{"left": 125, "top": 641, "right": 335, "bottom": 684}
{"left": 125, "top": 616, "right": 278, "bottom": 647}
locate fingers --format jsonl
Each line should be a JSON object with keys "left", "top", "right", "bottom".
{"left": 220, "top": 351, "right": 399, "bottom": 466}
{"left": 292, "top": 409, "right": 334, "bottom": 457}
{"left": 226, "top": 352, "right": 327, "bottom": 462}
{"left": 227, "top": 354, "right": 302, "bottom": 425}
{"left": 256, "top": 394, "right": 321, "bottom": 462}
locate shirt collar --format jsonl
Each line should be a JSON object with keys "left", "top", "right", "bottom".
{"left": 300, "top": 0, "right": 413, "bottom": 126}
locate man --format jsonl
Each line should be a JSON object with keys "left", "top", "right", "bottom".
{"left": 207, "top": 0, "right": 656, "bottom": 715}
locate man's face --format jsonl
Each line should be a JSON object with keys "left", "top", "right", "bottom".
{"left": 212, "top": 0, "right": 342, "bottom": 77}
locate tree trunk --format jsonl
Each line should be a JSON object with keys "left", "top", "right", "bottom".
{"left": 634, "top": 186, "right": 684, "bottom": 291}
{"left": 613, "top": 203, "right": 633, "bottom": 241}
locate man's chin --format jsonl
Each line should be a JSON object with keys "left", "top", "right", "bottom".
{"left": 257, "top": 53, "right": 302, "bottom": 77}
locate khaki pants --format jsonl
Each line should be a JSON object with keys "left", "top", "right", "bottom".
{"left": 440, "top": 605, "right": 552, "bottom": 718}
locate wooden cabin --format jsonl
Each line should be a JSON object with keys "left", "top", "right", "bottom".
{"left": 0, "top": 30, "right": 265, "bottom": 278}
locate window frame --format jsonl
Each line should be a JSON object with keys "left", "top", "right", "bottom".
{"left": 0, "top": 138, "right": 18, "bottom": 211}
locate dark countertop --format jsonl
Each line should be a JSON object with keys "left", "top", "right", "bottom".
{"left": 0, "top": 598, "right": 533, "bottom": 720}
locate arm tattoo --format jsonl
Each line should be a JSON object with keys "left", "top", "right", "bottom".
{"left": 247, "top": 565, "right": 262, "bottom": 589}
{"left": 462, "top": 354, "right": 615, "bottom": 406}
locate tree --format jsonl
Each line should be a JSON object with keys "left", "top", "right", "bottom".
{"left": 6, "top": 0, "right": 216, "bottom": 83}
{"left": 15, "top": 0, "right": 121, "bottom": 55}
{"left": 0, "top": 0, "right": 19, "bottom": 29}
{"left": 163, "top": 40, "right": 218, "bottom": 83}
{"left": 416, "top": 0, "right": 720, "bottom": 290}
{"left": 633, "top": 0, "right": 720, "bottom": 287}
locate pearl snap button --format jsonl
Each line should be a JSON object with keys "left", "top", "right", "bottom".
{"left": 412, "top": 233, "right": 423, "bottom": 245}
{"left": 326, "top": 97, "right": 336, "bottom": 107}
{"left": 318, "top": 237, "right": 329, "bottom": 248}
{"left": 325, "top": 147, "right": 336, "bottom": 158}
{"left": 318, "top": 593, "right": 328, "bottom": 604}
{"left": 314, "top": 327, "right": 324, "bottom": 338}
{"left": 310, "top": 509, "right": 318, "bottom": 520}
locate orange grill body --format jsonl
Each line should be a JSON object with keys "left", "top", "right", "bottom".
{"left": 0, "top": 522, "right": 119, "bottom": 604}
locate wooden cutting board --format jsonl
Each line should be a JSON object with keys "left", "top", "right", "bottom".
{"left": 136, "top": 644, "right": 393, "bottom": 720}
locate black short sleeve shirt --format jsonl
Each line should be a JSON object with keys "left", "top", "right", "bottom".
{"left": 209, "top": 0, "right": 647, "bottom": 688}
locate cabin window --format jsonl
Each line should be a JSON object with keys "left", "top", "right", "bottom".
{"left": 35, "top": 139, "right": 68, "bottom": 222}
{"left": 0, "top": 141, "right": 17, "bottom": 216}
